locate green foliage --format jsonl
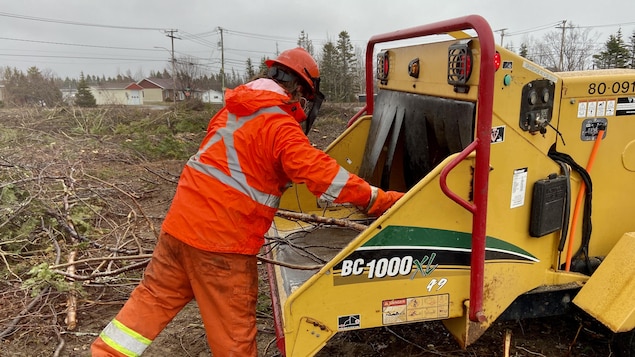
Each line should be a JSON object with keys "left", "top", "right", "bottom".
{"left": 71, "top": 108, "right": 107, "bottom": 134}
{"left": 297, "top": 30, "right": 314, "bottom": 56}
{"left": 115, "top": 109, "right": 212, "bottom": 160}
{"left": 69, "top": 204, "right": 101, "bottom": 236}
{"left": 1, "top": 66, "right": 63, "bottom": 106}
{"left": 0, "top": 183, "right": 39, "bottom": 241}
{"left": 593, "top": 29, "right": 632, "bottom": 69}
{"left": 75, "top": 72, "right": 97, "bottom": 107}
{"left": 247, "top": 30, "right": 362, "bottom": 102}
{"left": 23, "top": 263, "right": 83, "bottom": 297}
{"left": 245, "top": 58, "right": 256, "bottom": 81}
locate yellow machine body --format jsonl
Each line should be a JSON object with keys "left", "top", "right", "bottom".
{"left": 266, "top": 16, "right": 635, "bottom": 357}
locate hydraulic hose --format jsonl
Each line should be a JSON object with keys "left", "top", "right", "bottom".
{"left": 565, "top": 128, "right": 605, "bottom": 271}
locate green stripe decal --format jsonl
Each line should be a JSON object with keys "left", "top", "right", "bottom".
{"left": 361, "top": 226, "right": 538, "bottom": 262}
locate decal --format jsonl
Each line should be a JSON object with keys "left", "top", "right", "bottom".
{"left": 606, "top": 99, "right": 616, "bottom": 116}
{"left": 522, "top": 62, "right": 558, "bottom": 83}
{"left": 510, "top": 168, "right": 528, "bottom": 208}
{"left": 337, "top": 314, "right": 361, "bottom": 331}
{"left": 616, "top": 96, "right": 635, "bottom": 116}
{"left": 588, "top": 81, "right": 635, "bottom": 95}
{"left": 340, "top": 254, "right": 437, "bottom": 279}
{"left": 587, "top": 101, "right": 597, "bottom": 117}
{"left": 502, "top": 61, "right": 513, "bottom": 69}
{"left": 332, "top": 226, "right": 539, "bottom": 285}
{"left": 411, "top": 253, "right": 438, "bottom": 279}
{"left": 382, "top": 294, "right": 449, "bottom": 324}
{"left": 426, "top": 278, "right": 448, "bottom": 292}
{"left": 596, "top": 101, "right": 606, "bottom": 116}
{"left": 491, "top": 126, "right": 505, "bottom": 143}
{"left": 578, "top": 98, "right": 616, "bottom": 118}
{"left": 577, "top": 101, "right": 587, "bottom": 118}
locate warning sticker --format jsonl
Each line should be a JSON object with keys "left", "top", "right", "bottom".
{"left": 510, "top": 168, "right": 528, "bottom": 208}
{"left": 337, "top": 314, "right": 361, "bottom": 331}
{"left": 616, "top": 97, "right": 635, "bottom": 116}
{"left": 382, "top": 294, "right": 449, "bottom": 325}
{"left": 578, "top": 99, "right": 617, "bottom": 117}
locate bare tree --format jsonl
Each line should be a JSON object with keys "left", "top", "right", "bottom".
{"left": 531, "top": 22, "right": 599, "bottom": 71}
{"left": 174, "top": 55, "right": 203, "bottom": 92}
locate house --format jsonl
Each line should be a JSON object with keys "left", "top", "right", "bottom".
{"left": 137, "top": 77, "right": 181, "bottom": 102}
{"left": 199, "top": 89, "right": 223, "bottom": 104}
{"left": 90, "top": 82, "right": 144, "bottom": 105}
{"left": 60, "top": 88, "right": 77, "bottom": 104}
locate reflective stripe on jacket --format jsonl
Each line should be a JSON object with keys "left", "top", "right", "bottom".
{"left": 161, "top": 78, "right": 373, "bottom": 255}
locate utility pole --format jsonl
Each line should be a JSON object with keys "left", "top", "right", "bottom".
{"left": 164, "top": 29, "right": 180, "bottom": 103}
{"left": 218, "top": 26, "right": 225, "bottom": 103}
{"left": 495, "top": 28, "right": 508, "bottom": 47}
{"left": 556, "top": 20, "right": 567, "bottom": 71}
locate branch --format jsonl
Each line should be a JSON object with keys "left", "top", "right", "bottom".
{"left": 84, "top": 172, "right": 159, "bottom": 239}
{"left": 256, "top": 254, "right": 323, "bottom": 270}
{"left": 52, "top": 258, "right": 150, "bottom": 281}
{"left": 0, "top": 288, "right": 50, "bottom": 340}
{"left": 49, "top": 254, "right": 153, "bottom": 270}
{"left": 275, "top": 210, "right": 368, "bottom": 231}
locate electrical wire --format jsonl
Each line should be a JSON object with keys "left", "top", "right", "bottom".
{"left": 0, "top": 11, "right": 167, "bottom": 31}
{"left": 0, "top": 36, "right": 163, "bottom": 52}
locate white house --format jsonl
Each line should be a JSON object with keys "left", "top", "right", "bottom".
{"left": 200, "top": 89, "right": 223, "bottom": 104}
{"left": 90, "top": 82, "right": 144, "bottom": 105}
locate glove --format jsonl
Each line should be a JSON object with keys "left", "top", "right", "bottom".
{"left": 366, "top": 186, "right": 405, "bottom": 217}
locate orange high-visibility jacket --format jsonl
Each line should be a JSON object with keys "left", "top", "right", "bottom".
{"left": 162, "top": 79, "right": 373, "bottom": 255}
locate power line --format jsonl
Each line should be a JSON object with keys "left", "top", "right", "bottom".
{"left": 0, "top": 11, "right": 166, "bottom": 31}
{"left": 507, "top": 21, "right": 563, "bottom": 37}
{"left": 0, "top": 53, "right": 164, "bottom": 62}
{"left": 578, "top": 21, "right": 635, "bottom": 29}
{"left": 0, "top": 36, "right": 161, "bottom": 52}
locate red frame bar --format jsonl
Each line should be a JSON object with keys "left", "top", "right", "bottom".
{"left": 266, "top": 249, "right": 288, "bottom": 355}
{"left": 354, "top": 15, "right": 495, "bottom": 322}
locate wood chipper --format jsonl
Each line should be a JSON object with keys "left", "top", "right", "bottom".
{"left": 264, "top": 14, "right": 635, "bottom": 357}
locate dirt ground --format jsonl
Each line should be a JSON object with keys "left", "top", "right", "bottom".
{"left": 0, "top": 104, "right": 615, "bottom": 356}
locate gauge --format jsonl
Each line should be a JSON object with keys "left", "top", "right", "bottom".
{"left": 542, "top": 88, "right": 550, "bottom": 103}
{"left": 528, "top": 90, "right": 537, "bottom": 105}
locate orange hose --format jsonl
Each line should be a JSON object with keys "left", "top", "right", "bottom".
{"left": 565, "top": 129, "right": 604, "bottom": 271}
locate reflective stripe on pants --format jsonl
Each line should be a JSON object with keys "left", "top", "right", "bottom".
{"left": 91, "top": 231, "right": 259, "bottom": 357}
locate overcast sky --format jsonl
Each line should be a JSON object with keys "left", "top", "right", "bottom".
{"left": 1, "top": 0, "right": 634, "bottom": 80}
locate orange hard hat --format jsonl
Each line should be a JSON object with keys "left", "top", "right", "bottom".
{"left": 265, "top": 47, "right": 320, "bottom": 97}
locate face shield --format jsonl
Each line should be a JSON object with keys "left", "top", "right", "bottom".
{"left": 300, "top": 74, "right": 325, "bottom": 135}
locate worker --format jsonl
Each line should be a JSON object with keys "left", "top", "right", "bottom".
{"left": 91, "top": 47, "right": 404, "bottom": 357}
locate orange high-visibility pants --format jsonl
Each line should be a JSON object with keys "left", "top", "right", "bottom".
{"left": 91, "top": 231, "right": 259, "bottom": 356}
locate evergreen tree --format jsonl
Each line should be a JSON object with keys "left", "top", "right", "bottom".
{"left": 2, "top": 66, "right": 62, "bottom": 106}
{"left": 297, "top": 30, "right": 314, "bottom": 56}
{"left": 75, "top": 72, "right": 96, "bottom": 107}
{"left": 258, "top": 56, "right": 269, "bottom": 75}
{"left": 593, "top": 29, "right": 631, "bottom": 69}
{"left": 245, "top": 58, "right": 256, "bottom": 81}
{"left": 334, "top": 31, "right": 357, "bottom": 102}
{"left": 319, "top": 41, "right": 338, "bottom": 101}
{"left": 518, "top": 43, "right": 529, "bottom": 59}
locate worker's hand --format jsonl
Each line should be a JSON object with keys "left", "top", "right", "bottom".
{"left": 366, "top": 187, "right": 404, "bottom": 217}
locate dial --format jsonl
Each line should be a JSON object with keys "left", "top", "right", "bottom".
{"left": 528, "top": 90, "right": 538, "bottom": 105}
{"left": 541, "top": 88, "right": 550, "bottom": 103}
